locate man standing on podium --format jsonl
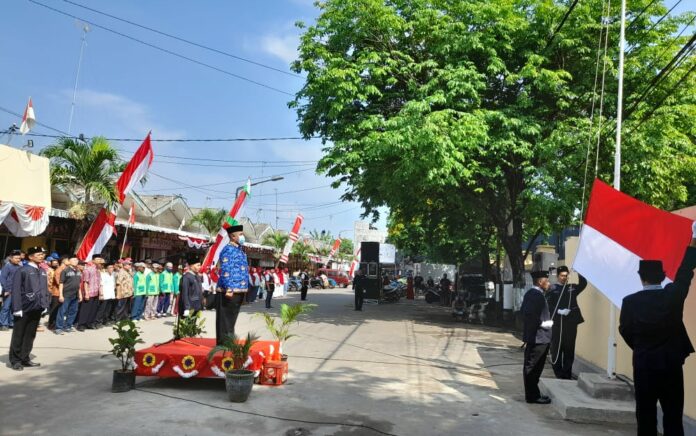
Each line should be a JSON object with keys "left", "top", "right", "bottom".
{"left": 216, "top": 224, "right": 249, "bottom": 345}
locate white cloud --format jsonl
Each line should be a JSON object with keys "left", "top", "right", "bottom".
{"left": 260, "top": 34, "right": 299, "bottom": 65}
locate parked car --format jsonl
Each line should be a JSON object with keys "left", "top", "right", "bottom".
{"left": 317, "top": 268, "right": 351, "bottom": 288}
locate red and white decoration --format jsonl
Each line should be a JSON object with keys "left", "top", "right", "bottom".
{"left": 573, "top": 179, "right": 693, "bottom": 308}
{"left": 349, "top": 248, "right": 361, "bottom": 277}
{"left": 279, "top": 214, "right": 304, "bottom": 264}
{"left": 76, "top": 133, "right": 154, "bottom": 260}
{"left": 19, "top": 97, "right": 36, "bottom": 135}
{"left": 76, "top": 208, "right": 117, "bottom": 261}
{"left": 178, "top": 235, "right": 211, "bottom": 249}
{"left": 0, "top": 201, "right": 49, "bottom": 237}
{"left": 128, "top": 203, "right": 136, "bottom": 225}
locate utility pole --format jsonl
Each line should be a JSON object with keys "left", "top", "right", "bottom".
{"left": 68, "top": 22, "right": 90, "bottom": 135}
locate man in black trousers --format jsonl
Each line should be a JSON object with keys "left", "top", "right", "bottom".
{"left": 353, "top": 269, "right": 366, "bottom": 311}
{"left": 9, "top": 247, "right": 50, "bottom": 371}
{"left": 619, "top": 222, "right": 696, "bottom": 436}
{"left": 521, "top": 269, "right": 553, "bottom": 404}
{"left": 546, "top": 266, "right": 587, "bottom": 379}
{"left": 299, "top": 269, "right": 310, "bottom": 301}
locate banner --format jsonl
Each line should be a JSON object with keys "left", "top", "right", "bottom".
{"left": 327, "top": 238, "right": 342, "bottom": 262}
{"left": 279, "top": 214, "right": 304, "bottom": 264}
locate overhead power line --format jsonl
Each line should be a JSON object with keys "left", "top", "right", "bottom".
{"left": 12, "top": 131, "right": 318, "bottom": 143}
{"left": 62, "top": 0, "right": 302, "bottom": 79}
{"left": 28, "top": 0, "right": 294, "bottom": 96}
{"left": 543, "top": 0, "right": 581, "bottom": 51}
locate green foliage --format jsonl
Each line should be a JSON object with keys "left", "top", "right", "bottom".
{"left": 292, "top": 0, "right": 695, "bottom": 283}
{"left": 175, "top": 311, "right": 207, "bottom": 338}
{"left": 291, "top": 240, "right": 314, "bottom": 261}
{"left": 207, "top": 332, "right": 260, "bottom": 371}
{"left": 191, "top": 208, "right": 227, "bottom": 236}
{"left": 41, "top": 136, "right": 125, "bottom": 207}
{"left": 109, "top": 320, "right": 144, "bottom": 372}
{"left": 262, "top": 231, "right": 290, "bottom": 260}
{"left": 256, "top": 302, "right": 317, "bottom": 344}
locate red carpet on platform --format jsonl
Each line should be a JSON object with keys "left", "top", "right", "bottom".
{"left": 134, "top": 338, "right": 280, "bottom": 379}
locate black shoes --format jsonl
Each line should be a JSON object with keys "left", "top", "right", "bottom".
{"left": 527, "top": 396, "right": 551, "bottom": 404}
{"left": 76, "top": 326, "right": 86, "bottom": 332}
{"left": 22, "top": 361, "right": 41, "bottom": 367}
{"left": 11, "top": 363, "right": 23, "bottom": 371}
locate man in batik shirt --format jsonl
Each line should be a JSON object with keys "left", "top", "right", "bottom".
{"left": 215, "top": 224, "right": 248, "bottom": 345}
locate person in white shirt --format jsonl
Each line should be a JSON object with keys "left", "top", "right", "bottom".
{"left": 96, "top": 263, "right": 117, "bottom": 326}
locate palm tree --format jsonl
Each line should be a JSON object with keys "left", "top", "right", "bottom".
{"left": 41, "top": 136, "right": 125, "bottom": 249}
{"left": 292, "top": 240, "right": 314, "bottom": 269}
{"left": 191, "top": 208, "right": 227, "bottom": 236}
{"left": 262, "top": 231, "right": 289, "bottom": 261}
{"left": 41, "top": 136, "right": 125, "bottom": 210}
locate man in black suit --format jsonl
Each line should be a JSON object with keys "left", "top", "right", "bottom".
{"left": 619, "top": 222, "right": 696, "bottom": 436}
{"left": 353, "top": 269, "right": 366, "bottom": 311}
{"left": 547, "top": 266, "right": 587, "bottom": 379}
{"left": 521, "top": 270, "right": 554, "bottom": 404}
{"left": 179, "top": 255, "right": 203, "bottom": 319}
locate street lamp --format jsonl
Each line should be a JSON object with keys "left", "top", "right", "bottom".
{"left": 235, "top": 176, "right": 284, "bottom": 199}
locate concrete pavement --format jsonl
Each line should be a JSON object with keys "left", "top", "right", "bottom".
{"left": 0, "top": 287, "right": 636, "bottom": 435}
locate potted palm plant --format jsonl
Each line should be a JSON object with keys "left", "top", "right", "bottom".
{"left": 257, "top": 303, "right": 316, "bottom": 361}
{"left": 208, "top": 332, "right": 259, "bottom": 402}
{"left": 109, "top": 319, "right": 144, "bottom": 393}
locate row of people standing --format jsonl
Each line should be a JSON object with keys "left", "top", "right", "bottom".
{"left": 247, "top": 267, "right": 292, "bottom": 308}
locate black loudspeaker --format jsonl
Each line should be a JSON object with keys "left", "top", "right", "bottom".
{"left": 361, "top": 242, "right": 379, "bottom": 263}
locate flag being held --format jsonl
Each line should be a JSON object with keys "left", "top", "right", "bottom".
{"left": 573, "top": 179, "right": 694, "bottom": 307}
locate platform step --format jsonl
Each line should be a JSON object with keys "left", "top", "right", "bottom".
{"left": 540, "top": 378, "right": 636, "bottom": 425}
{"left": 577, "top": 372, "right": 634, "bottom": 401}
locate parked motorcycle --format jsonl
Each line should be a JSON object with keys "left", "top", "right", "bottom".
{"left": 310, "top": 277, "right": 324, "bottom": 289}
{"left": 288, "top": 277, "right": 302, "bottom": 292}
{"left": 382, "top": 280, "right": 406, "bottom": 303}
{"left": 424, "top": 285, "right": 441, "bottom": 304}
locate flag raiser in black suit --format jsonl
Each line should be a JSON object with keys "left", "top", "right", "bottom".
{"left": 546, "top": 267, "right": 587, "bottom": 379}
{"left": 520, "top": 270, "right": 553, "bottom": 404}
{"left": 619, "top": 233, "right": 696, "bottom": 436}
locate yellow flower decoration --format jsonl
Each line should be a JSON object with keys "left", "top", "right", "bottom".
{"left": 221, "top": 357, "right": 234, "bottom": 371}
{"left": 142, "top": 353, "right": 156, "bottom": 368}
{"left": 181, "top": 355, "right": 196, "bottom": 371}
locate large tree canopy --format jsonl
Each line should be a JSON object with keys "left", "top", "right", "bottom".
{"left": 292, "top": 0, "right": 695, "bottom": 285}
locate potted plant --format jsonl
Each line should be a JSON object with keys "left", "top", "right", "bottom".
{"left": 174, "top": 311, "right": 206, "bottom": 338}
{"left": 208, "top": 332, "right": 259, "bottom": 402}
{"left": 257, "top": 303, "right": 316, "bottom": 361}
{"left": 109, "top": 319, "right": 144, "bottom": 393}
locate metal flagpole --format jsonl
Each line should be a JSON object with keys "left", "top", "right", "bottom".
{"left": 608, "top": 0, "right": 627, "bottom": 380}
{"left": 68, "top": 23, "right": 90, "bottom": 135}
{"left": 120, "top": 223, "right": 130, "bottom": 259}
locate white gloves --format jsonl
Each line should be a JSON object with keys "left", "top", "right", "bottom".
{"left": 13, "top": 310, "right": 23, "bottom": 318}
{"left": 183, "top": 310, "right": 190, "bottom": 317}
{"left": 692, "top": 221, "right": 696, "bottom": 238}
{"left": 41, "top": 308, "right": 48, "bottom": 315}
{"left": 557, "top": 309, "right": 571, "bottom": 316}
{"left": 541, "top": 320, "right": 554, "bottom": 329}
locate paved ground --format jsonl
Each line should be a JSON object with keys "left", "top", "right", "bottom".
{"left": 0, "top": 287, "right": 636, "bottom": 436}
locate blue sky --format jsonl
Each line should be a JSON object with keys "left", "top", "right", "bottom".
{"left": 0, "top": 0, "right": 386, "bottom": 238}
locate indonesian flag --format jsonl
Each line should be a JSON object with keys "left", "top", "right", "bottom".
{"left": 573, "top": 179, "right": 693, "bottom": 308}
{"left": 349, "top": 248, "right": 361, "bottom": 277}
{"left": 279, "top": 214, "right": 304, "bottom": 264}
{"left": 128, "top": 203, "right": 136, "bottom": 224}
{"left": 76, "top": 207, "right": 118, "bottom": 261}
{"left": 115, "top": 133, "right": 154, "bottom": 203}
{"left": 328, "top": 238, "right": 342, "bottom": 261}
{"left": 19, "top": 98, "right": 36, "bottom": 135}
{"left": 201, "top": 179, "right": 251, "bottom": 272}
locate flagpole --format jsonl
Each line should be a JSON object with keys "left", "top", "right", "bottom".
{"left": 68, "top": 23, "right": 90, "bottom": 135}
{"left": 608, "top": 0, "right": 627, "bottom": 380}
{"left": 120, "top": 223, "right": 130, "bottom": 259}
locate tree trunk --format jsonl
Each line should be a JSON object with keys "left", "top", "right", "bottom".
{"left": 499, "top": 216, "right": 525, "bottom": 290}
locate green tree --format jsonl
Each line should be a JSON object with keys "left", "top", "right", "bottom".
{"left": 292, "top": 0, "right": 695, "bottom": 287}
{"left": 262, "top": 231, "right": 290, "bottom": 261}
{"left": 292, "top": 240, "right": 314, "bottom": 267}
{"left": 191, "top": 208, "right": 227, "bottom": 237}
{"left": 41, "top": 136, "right": 125, "bottom": 248}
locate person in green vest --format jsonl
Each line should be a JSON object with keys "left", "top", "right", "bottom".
{"left": 143, "top": 263, "right": 161, "bottom": 320}
{"left": 156, "top": 262, "right": 174, "bottom": 318}
{"left": 169, "top": 264, "right": 182, "bottom": 315}
{"left": 130, "top": 263, "right": 148, "bottom": 321}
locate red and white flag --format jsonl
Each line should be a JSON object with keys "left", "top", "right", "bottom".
{"left": 349, "top": 248, "right": 362, "bottom": 277}
{"left": 115, "top": 133, "right": 154, "bottom": 203}
{"left": 128, "top": 203, "right": 136, "bottom": 225}
{"left": 328, "top": 238, "right": 342, "bottom": 261}
{"left": 76, "top": 208, "right": 118, "bottom": 261}
{"left": 19, "top": 98, "right": 36, "bottom": 135}
{"left": 573, "top": 179, "right": 693, "bottom": 307}
{"left": 279, "top": 214, "right": 304, "bottom": 264}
